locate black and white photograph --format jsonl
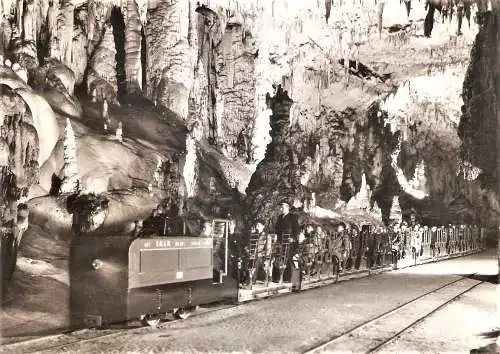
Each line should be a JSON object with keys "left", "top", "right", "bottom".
{"left": 0, "top": 0, "right": 498, "bottom": 352}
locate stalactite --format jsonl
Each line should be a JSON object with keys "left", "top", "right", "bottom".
{"left": 22, "top": 0, "right": 36, "bottom": 41}
{"left": 405, "top": 0, "right": 411, "bottom": 17}
{"left": 325, "top": 0, "right": 331, "bottom": 23}
{"left": 17, "top": 0, "right": 23, "bottom": 34}
{"left": 377, "top": 1, "right": 384, "bottom": 39}
{"left": 124, "top": 0, "right": 142, "bottom": 94}
{"left": 223, "top": 27, "right": 234, "bottom": 89}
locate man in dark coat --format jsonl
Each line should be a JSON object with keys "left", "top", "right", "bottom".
{"left": 275, "top": 201, "right": 300, "bottom": 243}
{"left": 273, "top": 201, "right": 300, "bottom": 282}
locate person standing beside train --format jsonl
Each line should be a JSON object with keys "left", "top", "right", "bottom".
{"left": 274, "top": 201, "right": 300, "bottom": 282}
{"left": 275, "top": 201, "right": 300, "bottom": 244}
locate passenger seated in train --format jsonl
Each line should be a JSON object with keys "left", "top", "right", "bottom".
{"left": 356, "top": 225, "right": 370, "bottom": 269}
{"left": 339, "top": 223, "right": 352, "bottom": 271}
{"left": 411, "top": 224, "right": 423, "bottom": 262}
{"left": 314, "top": 226, "right": 326, "bottom": 251}
{"left": 303, "top": 224, "right": 315, "bottom": 242}
{"left": 249, "top": 221, "right": 274, "bottom": 285}
{"left": 390, "top": 223, "right": 401, "bottom": 266}
{"left": 298, "top": 224, "right": 316, "bottom": 275}
{"left": 430, "top": 226, "right": 438, "bottom": 257}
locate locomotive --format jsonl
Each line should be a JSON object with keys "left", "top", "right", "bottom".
{"left": 70, "top": 216, "right": 237, "bottom": 328}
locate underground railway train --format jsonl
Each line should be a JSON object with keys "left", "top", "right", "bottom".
{"left": 70, "top": 215, "right": 486, "bottom": 328}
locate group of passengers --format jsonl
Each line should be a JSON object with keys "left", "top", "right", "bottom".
{"left": 240, "top": 203, "right": 485, "bottom": 287}
{"left": 240, "top": 200, "right": 394, "bottom": 287}
{"left": 390, "top": 222, "right": 484, "bottom": 263}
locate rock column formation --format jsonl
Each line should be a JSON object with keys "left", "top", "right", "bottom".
{"left": 87, "top": 24, "right": 118, "bottom": 103}
{"left": 125, "top": 0, "right": 143, "bottom": 94}
{"left": 60, "top": 118, "right": 79, "bottom": 193}
{"left": 245, "top": 85, "right": 307, "bottom": 225}
{"left": 458, "top": 6, "right": 500, "bottom": 225}
{"left": 0, "top": 86, "right": 39, "bottom": 298}
{"left": 145, "top": 0, "right": 195, "bottom": 120}
{"left": 459, "top": 9, "right": 498, "bottom": 193}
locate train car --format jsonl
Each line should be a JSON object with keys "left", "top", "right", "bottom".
{"left": 70, "top": 217, "right": 238, "bottom": 328}
{"left": 71, "top": 212, "right": 486, "bottom": 329}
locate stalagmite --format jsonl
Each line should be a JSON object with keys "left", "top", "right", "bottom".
{"left": 88, "top": 24, "right": 118, "bottom": 100}
{"left": 60, "top": 118, "right": 80, "bottom": 194}
{"left": 102, "top": 99, "right": 108, "bottom": 119}
{"left": 389, "top": 196, "right": 402, "bottom": 223}
{"left": 116, "top": 121, "right": 123, "bottom": 142}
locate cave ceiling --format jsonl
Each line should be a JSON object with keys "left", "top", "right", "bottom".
{"left": 0, "top": 0, "right": 498, "bottom": 228}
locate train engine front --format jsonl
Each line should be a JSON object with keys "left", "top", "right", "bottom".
{"left": 70, "top": 216, "right": 238, "bottom": 328}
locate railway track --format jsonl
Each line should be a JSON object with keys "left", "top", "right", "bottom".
{"left": 303, "top": 274, "right": 484, "bottom": 353}
{"left": 1, "top": 303, "right": 240, "bottom": 354}
{"left": 2, "top": 271, "right": 486, "bottom": 353}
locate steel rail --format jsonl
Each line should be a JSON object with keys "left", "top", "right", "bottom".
{"left": 368, "top": 280, "right": 483, "bottom": 353}
{"left": 303, "top": 273, "right": 480, "bottom": 354}
{"left": 4, "top": 303, "right": 240, "bottom": 353}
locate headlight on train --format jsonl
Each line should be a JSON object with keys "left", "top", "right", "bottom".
{"left": 91, "top": 259, "right": 103, "bottom": 270}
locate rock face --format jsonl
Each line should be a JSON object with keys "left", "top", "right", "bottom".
{"left": 245, "top": 85, "right": 307, "bottom": 224}
{"left": 87, "top": 24, "right": 118, "bottom": 103}
{"left": 145, "top": 0, "right": 195, "bottom": 119}
{"left": 59, "top": 118, "right": 79, "bottom": 194}
{"left": 67, "top": 193, "right": 109, "bottom": 235}
{"left": 459, "top": 10, "right": 499, "bottom": 194}
{"left": 0, "top": 0, "right": 496, "bottom": 230}
{"left": 0, "top": 84, "right": 39, "bottom": 297}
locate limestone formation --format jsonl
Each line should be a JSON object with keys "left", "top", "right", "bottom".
{"left": 87, "top": 24, "right": 118, "bottom": 103}
{"left": 0, "top": 0, "right": 494, "bottom": 229}
{"left": 389, "top": 196, "right": 402, "bottom": 224}
{"left": 0, "top": 87, "right": 39, "bottom": 297}
{"left": 67, "top": 193, "right": 109, "bottom": 235}
{"left": 145, "top": 0, "right": 195, "bottom": 120}
{"left": 116, "top": 121, "right": 123, "bottom": 142}
{"left": 125, "top": 0, "right": 143, "bottom": 94}
{"left": 346, "top": 173, "right": 372, "bottom": 210}
{"left": 246, "top": 85, "right": 308, "bottom": 225}
{"left": 60, "top": 118, "right": 80, "bottom": 194}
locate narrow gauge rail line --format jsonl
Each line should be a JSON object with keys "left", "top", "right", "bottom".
{"left": 303, "top": 274, "right": 482, "bottom": 354}
{"left": 368, "top": 280, "right": 484, "bottom": 353}
{"left": 4, "top": 303, "right": 240, "bottom": 354}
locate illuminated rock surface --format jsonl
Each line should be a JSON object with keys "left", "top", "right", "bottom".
{"left": 0, "top": 0, "right": 498, "bottom": 336}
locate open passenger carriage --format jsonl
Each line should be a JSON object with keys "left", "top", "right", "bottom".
{"left": 239, "top": 213, "right": 383, "bottom": 299}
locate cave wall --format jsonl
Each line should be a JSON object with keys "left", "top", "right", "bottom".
{"left": 0, "top": 0, "right": 491, "bottom": 229}
{"left": 0, "top": 84, "right": 39, "bottom": 293}
{"left": 459, "top": 9, "right": 499, "bottom": 194}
